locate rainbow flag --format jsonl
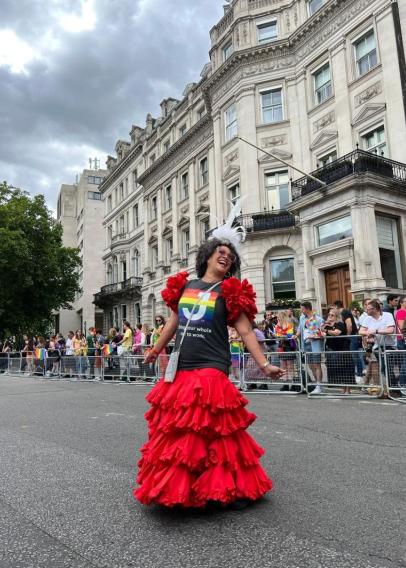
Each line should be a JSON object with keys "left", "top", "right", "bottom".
{"left": 102, "top": 344, "right": 113, "bottom": 356}
{"left": 35, "top": 348, "right": 46, "bottom": 360}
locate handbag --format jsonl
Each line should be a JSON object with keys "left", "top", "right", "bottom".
{"left": 164, "top": 281, "right": 220, "bottom": 383}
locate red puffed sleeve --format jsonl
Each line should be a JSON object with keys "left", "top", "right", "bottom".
{"left": 161, "top": 271, "right": 189, "bottom": 313}
{"left": 221, "top": 277, "right": 258, "bottom": 324}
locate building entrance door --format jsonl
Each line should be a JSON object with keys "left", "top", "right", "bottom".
{"left": 325, "top": 265, "right": 352, "bottom": 307}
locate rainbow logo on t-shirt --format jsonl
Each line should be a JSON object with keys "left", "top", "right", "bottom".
{"left": 178, "top": 288, "right": 218, "bottom": 323}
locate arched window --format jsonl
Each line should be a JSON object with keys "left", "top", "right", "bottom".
{"left": 107, "top": 264, "right": 113, "bottom": 284}
{"left": 265, "top": 246, "right": 296, "bottom": 301}
{"left": 132, "top": 248, "right": 140, "bottom": 277}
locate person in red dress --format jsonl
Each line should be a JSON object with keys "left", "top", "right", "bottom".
{"left": 134, "top": 207, "right": 285, "bottom": 508}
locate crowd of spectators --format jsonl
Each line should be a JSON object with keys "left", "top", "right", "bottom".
{"left": 1, "top": 296, "right": 405, "bottom": 395}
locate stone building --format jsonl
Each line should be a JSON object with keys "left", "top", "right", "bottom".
{"left": 55, "top": 167, "right": 107, "bottom": 335}
{"left": 95, "top": 0, "right": 406, "bottom": 328}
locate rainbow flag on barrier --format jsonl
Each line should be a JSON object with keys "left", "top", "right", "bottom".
{"left": 102, "top": 344, "right": 113, "bottom": 356}
{"left": 35, "top": 348, "right": 47, "bottom": 360}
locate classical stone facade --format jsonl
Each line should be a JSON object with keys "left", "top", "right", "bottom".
{"left": 95, "top": 0, "right": 406, "bottom": 329}
{"left": 55, "top": 168, "right": 107, "bottom": 335}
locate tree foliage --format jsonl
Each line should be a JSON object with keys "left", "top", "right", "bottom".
{"left": 0, "top": 182, "right": 81, "bottom": 336}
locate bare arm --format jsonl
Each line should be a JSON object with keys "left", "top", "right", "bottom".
{"left": 344, "top": 316, "right": 352, "bottom": 336}
{"left": 234, "top": 313, "right": 285, "bottom": 379}
{"left": 144, "top": 311, "right": 179, "bottom": 362}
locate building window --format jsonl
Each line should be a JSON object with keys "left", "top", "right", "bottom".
{"left": 200, "top": 218, "right": 210, "bottom": 243}
{"left": 133, "top": 204, "right": 139, "bottom": 228}
{"left": 150, "top": 153, "right": 156, "bottom": 165}
{"left": 163, "top": 139, "right": 170, "bottom": 152}
{"left": 181, "top": 229, "right": 190, "bottom": 258}
{"left": 197, "top": 106, "right": 206, "bottom": 121}
{"left": 313, "top": 63, "right": 332, "bottom": 105}
{"left": 308, "top": 0, "right": 324, "bottom": 16}
{"left": 270, "top": 258, "right": 296, "bottom": 299}
{"left": 132, "top": 249, "right": 140, "bottom": 276}
{"left": 361, "top": 125, "right": 387, "bottom": 157}
{"left": 107, "top": 225, "right": 113, "bottom": 245}
{"left": 134, "top": 302, "right": 141, "bottom": 324}
{"left": 165, "top": 184, "right": 172, "bottom": 210}
{"left": 119, "top": 215, "right": 125, "bottom": 235}
{"left": 354, "top": 29, "right": 377, "bottom": 77}
{"left": 107, "top": 264, "right": 113, "bottom": 284}
{"left": 181, "top": 172, "right": 189, "bottom": 199}
{"left": 265, "top": 171, "right": 289, "bottom": 210}
{"left": 376, "top": 215, "right": 403, "bottom": 288}
{"left": 114, "top": 187, "right": 118, "bottom": 207}
{"left": 151, "top": 245, "right": 158, "bottom": 270}
{"left": 165, "top": 237, "right": 173, "bottom": 264}
{"left": 317, "top": 215, "right": 352, "bottom": 247}
{"left": 113, "top": 307, "right": 119, "bottom": 328}
{"left": 257, "top": 21, "right": 277, "bottom": 44}
{"left": 318, "top": 150, "right": 338, "bottom": 167}
{"left": 107, "top": 195, "right": 112, "bottom": 212}
{"left": 87, "top": 175, "right": 104, "bottom": 185}
{"left": 125, "top": 177, "right": 129, "bottom": 196}
{"left": 119, "top": 183, "right": 124, "bottom": 200}
{"left": 179, "top": 124, "right": 187, "bottom": 137}
{"left": 133, "top": 169, "right": 138, "bottom": 190}
{"left": 151, "top": 196, "right": 157, "bottom": 220}
{"left": 261, "top": 89, "right": 283, "bottom": 124}
{"left": 199, "top": 158, "right": 208, "bottom": 187}
{"left": 228, "top": 182, "right": 240, "bottom": 208}
{"left": 223, "top": 40, "right": 233, "bottom": 61}
{"left": 121, "top": 304, "right": 127, "bottom": 322}
{"left": 87, "top": 191, "right": 101, "bottom": 200}
{"left": 126, "top": 210, "right": 130, "bottom": 233}
{"left": 121, "top": 260, "right": 127, "bottom": 282}
{"left": 225, "top": 103, "right": 238, "bottom": 141}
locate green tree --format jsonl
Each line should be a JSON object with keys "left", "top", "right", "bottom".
{"left": 0, "top": 182, "right": 81, "bottom": 337}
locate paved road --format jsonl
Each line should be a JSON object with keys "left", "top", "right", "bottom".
{"left": 0, "top": 375, "right": 404, "bottom": 568}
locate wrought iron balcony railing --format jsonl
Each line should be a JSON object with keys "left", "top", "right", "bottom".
{"left": 291, "top": 149, "right": 406, "bottom": 201}
{"left": 206, "top": 210, "right": 295, "bottom": 238}
{"left": 94, "top": 277, "right": 143, "bottom": 306}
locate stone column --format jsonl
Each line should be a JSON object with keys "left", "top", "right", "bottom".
{"left": 301, "top": 221, "right": 316, "bottom": 299}
{"left": 156, "top": 188, "right": 163, "bottom": 262}
{"left": 212, "top": 112, "right": 225, "bottom": 224}
{"left": 351, "top": 201, "right": 386, "bottom": 291}
{"left": 172, "top": 175, "right": 180, "bottom": 259}
{"left": 330, "top": 40, "right": 353, "bottom": 154}
{"left": 188, "top": 161, "right": 197, "bottom": 250}
{"left": 236, "top": 87, "right": 260, "bottom": 212}
{"left": 207, "top": 145, "right": 217, "bottom": 231}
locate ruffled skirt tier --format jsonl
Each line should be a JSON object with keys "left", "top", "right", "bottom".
{"left": 134, "top": 368, "right": 273, "bottom": 507}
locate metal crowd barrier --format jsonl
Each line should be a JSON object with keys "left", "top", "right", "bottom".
{"left": 1, "top": 334, "right": 405, "bottom": 403}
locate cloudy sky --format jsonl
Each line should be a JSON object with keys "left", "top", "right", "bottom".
{"left": 0, "top": 0, "right": 224, "bottom": 210}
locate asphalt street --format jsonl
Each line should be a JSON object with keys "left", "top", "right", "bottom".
{"left": 0, "top": 375, "right": 404, "bottom": 568}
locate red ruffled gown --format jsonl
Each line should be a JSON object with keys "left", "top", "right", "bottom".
{"left": 134, "top": 272, "right": 273, "bottom": 507}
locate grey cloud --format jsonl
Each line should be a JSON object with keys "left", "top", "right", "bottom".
{"left": 0, "top": 0, "right": 223, "bottom": 207}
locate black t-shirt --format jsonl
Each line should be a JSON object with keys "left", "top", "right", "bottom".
{"left": 325, "top": 322, "right": 349, "bottom": 351}
{"left": 175, "top": 279, "right": 231, "bottom": 374}
{"left": 341, "top": 309, "right": 358, "bottom": 336}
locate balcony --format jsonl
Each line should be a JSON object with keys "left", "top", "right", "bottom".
{"left": 93, "top": 277, "right": 143, "bottom": 307}
{"left": 291, "top": 149, "right": 406, "bottom": 201}
{"left": 206, "top": 209, "right": 296, "bottom": 239}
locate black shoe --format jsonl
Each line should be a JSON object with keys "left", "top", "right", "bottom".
{"left": 258, "top": 384, "right": 268, "bottom": 390}
{"left": 279, "top": 385, "right": 290, "bottom": 391}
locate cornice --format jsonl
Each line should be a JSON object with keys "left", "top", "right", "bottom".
{"left": 99, "top": 143, "right": 143, "bottom": 193}
{"left": 138, "top": 115, "right": 213, "bottom": 190}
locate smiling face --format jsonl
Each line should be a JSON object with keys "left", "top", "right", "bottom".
{"left": 206, "top": 245, "right": 236, "bottom": 278}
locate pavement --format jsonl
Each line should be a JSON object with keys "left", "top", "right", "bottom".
{"left": 0, "top": 375, "right": 405, "bottom": 568}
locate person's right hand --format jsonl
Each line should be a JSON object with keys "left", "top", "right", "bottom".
{"left": 144, "top": 349, "right": 158, "bottom": 364}
{"left": 262, "top": 365, "right": 286, "bottom": 379}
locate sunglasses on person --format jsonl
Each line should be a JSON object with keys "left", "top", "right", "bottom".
{"left": 216, "top": 246, "right": 236, "bottom": 264}
{"left": 155, "top": 319, "right": 162, "bottom": 324}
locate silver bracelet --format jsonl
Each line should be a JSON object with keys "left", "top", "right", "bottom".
{"left": 261, "top": 361, "right": 270, "bottom": 369}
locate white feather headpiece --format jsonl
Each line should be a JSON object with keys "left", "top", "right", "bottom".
{"left": 209, "top": 200, "right": 246, "bottom": 252}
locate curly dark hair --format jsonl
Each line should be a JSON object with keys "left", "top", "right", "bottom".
{"left": 195, "top": 238, "right": 241, "bottom": 278}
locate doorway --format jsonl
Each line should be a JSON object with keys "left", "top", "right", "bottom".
{"left": 325, "top": 265, "right": 352, "bottom": 307}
